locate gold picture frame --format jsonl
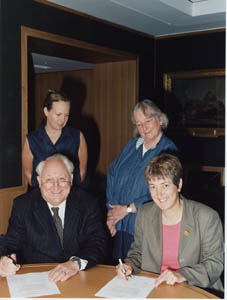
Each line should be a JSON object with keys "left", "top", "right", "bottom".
{"left": 184, "top": 165, "right": 225, "bottom": 187}
{"left": 163, "top": 69, "right": 225, "bottom": 137}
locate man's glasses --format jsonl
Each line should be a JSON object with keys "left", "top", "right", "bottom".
{"left": 41, "top": 178, "right": 71, "bottom": 188}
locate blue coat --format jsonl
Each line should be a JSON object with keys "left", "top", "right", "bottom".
{"left": 106, "top": 134, "right": 178, "bottom": 236}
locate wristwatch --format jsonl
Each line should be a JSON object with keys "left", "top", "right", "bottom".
{"left": 126, "top": 204, "right": 133, "bottom": 213}
{"left": 70, "top": 256, "right": 81, "bottom": 269}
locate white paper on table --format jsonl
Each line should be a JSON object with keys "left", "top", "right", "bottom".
{"left": 7, "top": 271, "right": 60, "bottom": 298}
{"left": 95, "top": 275, "right": 155, "bottom": 298}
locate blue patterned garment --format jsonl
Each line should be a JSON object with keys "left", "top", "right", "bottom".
{"left": 106, "top": 133, "right": 178, "bottom": 259}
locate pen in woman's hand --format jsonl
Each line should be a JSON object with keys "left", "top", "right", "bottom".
{"left": 118, "top": 258, "right": 128, "bottom": 280}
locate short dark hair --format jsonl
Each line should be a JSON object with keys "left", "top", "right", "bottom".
{"left": 145, "top": 154, "right": 183, "bottom": 187}
{"left": 43, "top": 89, "right": 71, "bottom": 111}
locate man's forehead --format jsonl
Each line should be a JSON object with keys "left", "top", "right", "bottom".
{"left": 41, "top": 158, "right": 69, "bottom": 176}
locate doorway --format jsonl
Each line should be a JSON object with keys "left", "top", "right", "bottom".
{"left": 22, "top": 26, "right": 138, "bottom": 182}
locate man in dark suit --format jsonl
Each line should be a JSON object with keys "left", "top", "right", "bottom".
{"left": 0, "top": 154, "right": 107, "bottom": 282}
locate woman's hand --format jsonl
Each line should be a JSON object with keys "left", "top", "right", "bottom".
{"left": 106, "top": 218, "right": 117, "bottom": 237}
{"left": 107, "top": 203, "right": 136, "bottom": 236}
{"left": 155, "top": 269, "right": 186, "bottom": 287}
{"left": 116, "top": 263, "right": 133, "bottom": 280}
{"left": 107, "top": 204, "right": 128, "bottom": 224}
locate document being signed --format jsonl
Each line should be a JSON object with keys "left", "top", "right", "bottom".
{"left": 95, "top": 275, "right": 155, "bottom": 298}
{"left": 7, "top": 271, "right": 60, "bottom": 298}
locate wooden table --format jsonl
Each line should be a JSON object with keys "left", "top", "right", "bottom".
{"left": 0, "top": 263, "right": 219, "bottom": 298}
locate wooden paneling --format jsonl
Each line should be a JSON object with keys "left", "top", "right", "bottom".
{"left": 34, "top": 60, "right": 137, "bottom": 176}
{"left": 93, "top": 61, "right": 137, "bottom": 174}
{"left": 28, "top": 37, "right": 136, "bottom": 64}
{"left": 0, "top": 187, "right": 25, "bottom": 234}
{"left": 34, "top": 70, "right": 78, "bottom": 128}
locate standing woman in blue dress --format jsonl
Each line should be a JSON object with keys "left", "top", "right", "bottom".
{"left": 106, "top": 99, "right": 178, "bottom": 263}
{"left": 22, "top": 90, "right": 88, "bottom": 188}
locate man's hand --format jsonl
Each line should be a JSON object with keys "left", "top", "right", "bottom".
{"left": 48, "top": 260, "right": 80, "bottom": 283}
{"left": 0, "top": 254, "right": 20, "bottom": 276}
{"left": 155, "top": 269, "right": 186, "bottom": 287}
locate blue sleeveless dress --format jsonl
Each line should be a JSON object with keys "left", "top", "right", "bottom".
{"left": 27, "top": 125, "right": 81, "bottom": 187}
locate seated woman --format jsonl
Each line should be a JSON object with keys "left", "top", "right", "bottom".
{"left": 116, "top": 154, "right": 224, "bottom": 292}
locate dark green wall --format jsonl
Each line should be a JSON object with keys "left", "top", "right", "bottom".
{"left": 0, "top": 0, "right": 155, "bottom": 188}
{"left": 155, "top": 33, "right": 225, "bottom": 220}
{"left": 155, "top": 32, "right": 225, "bottom": 167}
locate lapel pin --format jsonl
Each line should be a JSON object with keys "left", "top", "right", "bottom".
{"left": 184, "top": 230, "right": 190, "bottom": 236}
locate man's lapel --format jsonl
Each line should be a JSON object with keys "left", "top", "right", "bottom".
{"left": 63, "top": 191, "right": 81, "bottom": 243}
{"left": 33, "top": 194, "right": 59, "bottom": 240}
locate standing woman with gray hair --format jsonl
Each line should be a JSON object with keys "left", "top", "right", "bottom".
{"left": 106, "top": 99, "right": 178, "bottom": 263}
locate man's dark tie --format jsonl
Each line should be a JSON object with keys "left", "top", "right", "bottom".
{"left": 51, "top": 207, "right": 63, "bottom": 247}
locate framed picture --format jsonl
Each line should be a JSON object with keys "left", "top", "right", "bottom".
{"left": 184, "top": 165, "right": 225, "bottom": 187}
{"left": 163, "top": 69, "right": 225, "bottom": 137}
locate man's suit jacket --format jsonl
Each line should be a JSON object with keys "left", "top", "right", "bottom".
{"left": 1, "top": 187, "right": 107, "bottom": 269}
{"left": 125, "top": 196, "right": 224, "bottom": 291}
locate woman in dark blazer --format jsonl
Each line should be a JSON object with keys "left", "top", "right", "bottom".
{"left": 117, "top": 154, "right": 224, "bottom": 292}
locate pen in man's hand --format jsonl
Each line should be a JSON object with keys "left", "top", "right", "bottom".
{"left": 118, "top": 258, "right": 128, "bottom": 280}
{"left": 7, "top": 255, "right": 17, "bottom": 266}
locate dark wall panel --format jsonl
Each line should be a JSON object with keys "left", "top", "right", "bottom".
{"left": 155, "top": 32, "right": 225, "bottom": 105}
{"left": 155, "top": 32, "right": 225, "bottom": 166}
{"left": 0, "top": 0, "right": 225, "bottom": 189}
{"left": 157, "top": 32, "right": 225, "bottom": 72}
{"left": 0, "top": 0, "right": 155, "bottom": 188}
{"left": 155, "top": 32, "right": 225, "bottom": 220}
{"left": 1, "top": 0, "right": 22, "bottom": 188}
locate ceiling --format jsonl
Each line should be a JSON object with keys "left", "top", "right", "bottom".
{"left": 46, "top": 0, "right": 226, "bottom": 37}
{"left": 33, "top": 0, "right": 226, "bottom": 73}
{"left": 32, "top": 53, "right": 94, "bottom": 73}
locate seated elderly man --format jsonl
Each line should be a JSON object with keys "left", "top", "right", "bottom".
{"left": 0, "top": 154, "right": 107, "bottom": 282}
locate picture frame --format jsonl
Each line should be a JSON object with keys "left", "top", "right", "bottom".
{"left": 184, "top": 165, "right": 225, "bottom": 187}
{"left": 163, "top": 69, "right": 225, "bottom": 137}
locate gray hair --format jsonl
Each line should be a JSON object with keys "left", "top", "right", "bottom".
{"left": 131, "top": 99, "right": 169, "bottom": 137}
{"left": 36, "top": 153, "right": 74, "bottom": 177}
